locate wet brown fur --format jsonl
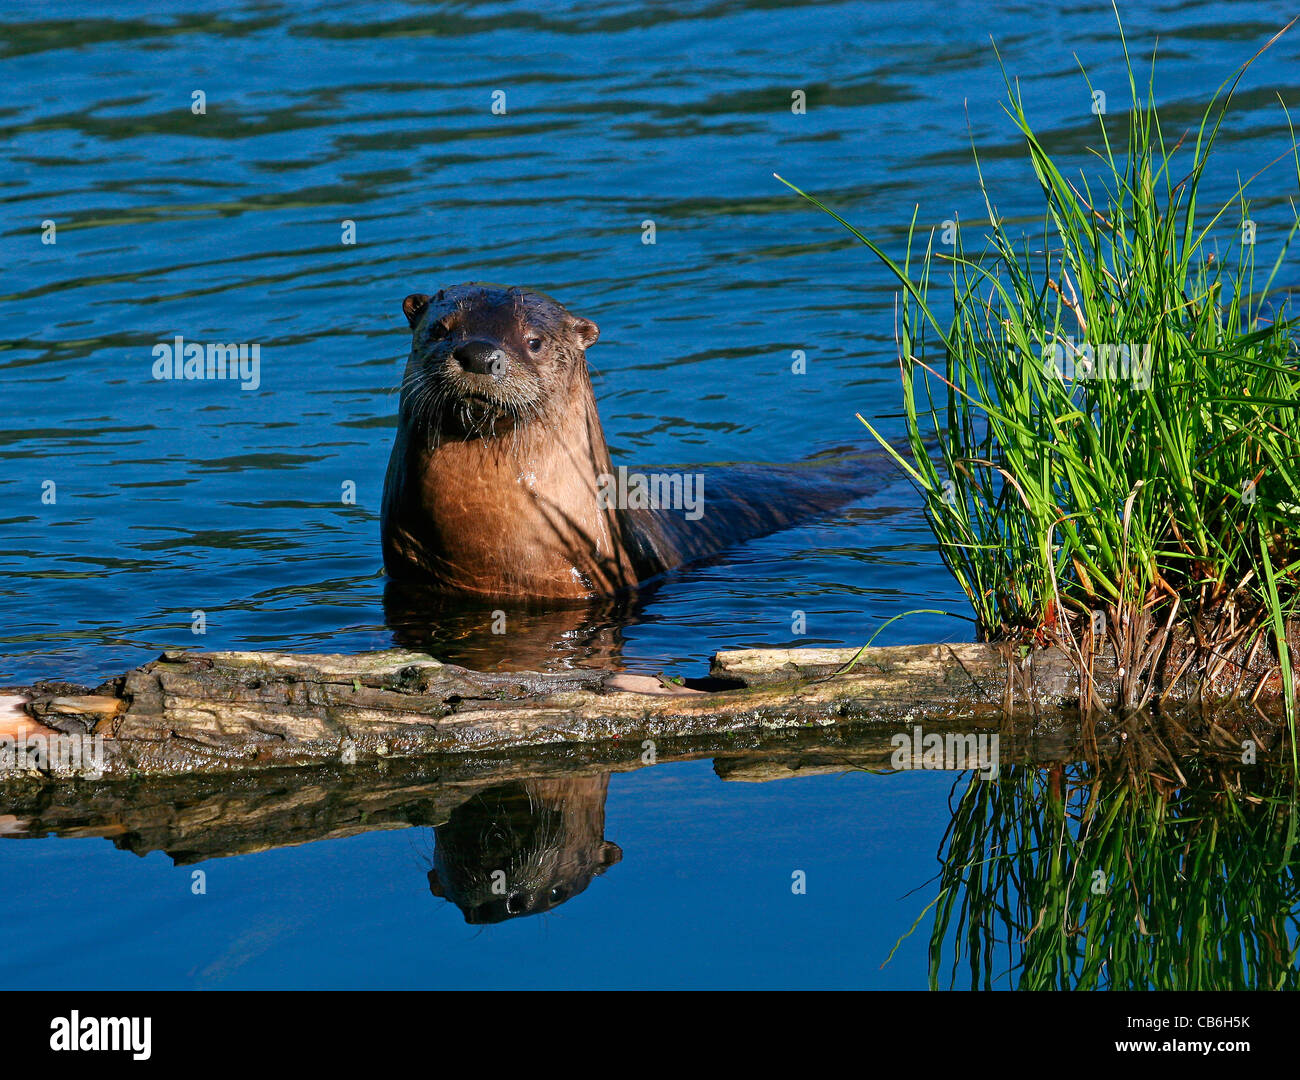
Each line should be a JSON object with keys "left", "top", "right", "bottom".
{"left": 382, "top": 283, "right": 650, "bottom": 599}
{"left": 382, "top": 282, "right": 888, "bottom": 600}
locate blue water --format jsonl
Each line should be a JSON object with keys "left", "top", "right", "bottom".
{"left": 2, "top": 0, "right": 1298, "bottom": 988}
{"left": 0, "top": 761, "right": 955, "bottom": 990}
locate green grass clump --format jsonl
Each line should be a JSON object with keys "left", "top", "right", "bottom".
{"left": 782, "top": 16, "right": 1300, "bottom": 714}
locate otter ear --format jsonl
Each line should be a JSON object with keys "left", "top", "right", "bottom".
{"left": 594, "top": 841, "right": 623, "bottom": 874}
{"left": 569, "top": 316, "right": 599, "bottom": 349}
{"left": 402, "top": 293, "right": 430, "bottom": 328}
{"left": 427, "top": 869, "right": 445, "bottom": 897}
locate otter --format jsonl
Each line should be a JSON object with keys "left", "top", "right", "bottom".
{"left": 382, "top": 283, "right": 889, "bottom": 599}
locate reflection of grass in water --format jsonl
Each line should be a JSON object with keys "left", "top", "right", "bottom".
{"left": 918, "top": 758, "right": 1300, "bottom": 989}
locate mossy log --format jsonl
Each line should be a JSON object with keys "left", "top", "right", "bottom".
{"left": 0, "top": 637, "right": 1289, "bottom": 782}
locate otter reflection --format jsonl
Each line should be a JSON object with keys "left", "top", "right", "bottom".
{"left": 427, "top": 775, "right": 621, "bottom": 923}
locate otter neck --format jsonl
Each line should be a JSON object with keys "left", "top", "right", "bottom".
{"left": 392, "top": 374, "right": 642, "bottom": 598}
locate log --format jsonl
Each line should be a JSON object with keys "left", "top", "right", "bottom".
{"left": 0, "top": 637, "right": 1288, "bottom": 782}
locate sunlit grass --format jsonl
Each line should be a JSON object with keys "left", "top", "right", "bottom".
{"left": 780, "top": 12, "right": 1300, "bottom": 720}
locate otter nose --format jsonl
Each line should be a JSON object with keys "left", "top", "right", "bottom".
{"left": 453, "top": 339, "right": 503, "bottom": 376}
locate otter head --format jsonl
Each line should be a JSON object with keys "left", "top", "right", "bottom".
{"left": 399, "top": 283, "right": 600, "bottom": 441}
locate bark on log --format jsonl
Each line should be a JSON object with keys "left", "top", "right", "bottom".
{"left": 0, "top": 637, "right": 1289, "bottom": 782}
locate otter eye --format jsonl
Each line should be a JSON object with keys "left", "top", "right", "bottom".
{"left": 526, "top": 336, "right": 543, "bottom": 352}
{"left": 427, "top": 321, "right": 449, "bottom": 341}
